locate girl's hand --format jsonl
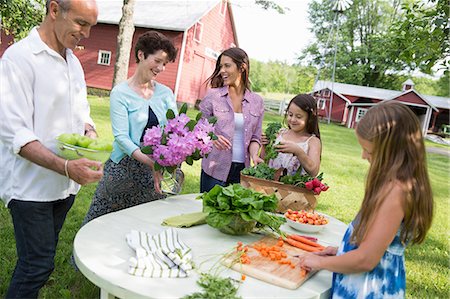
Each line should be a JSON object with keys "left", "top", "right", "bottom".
{"left": 275, "top": 141, "right": 303, "bottom": 155}
{"left": 213, "top": 135, "right": 232, "bottom": 150}
{"left": 313, "top": 246, "right": 338, "bottom": 256}
{"left": 297, "top": 253, "right": 324, "bottom": 272}
{"left": 261, "top": 133, "right": 269, "bottom": 146}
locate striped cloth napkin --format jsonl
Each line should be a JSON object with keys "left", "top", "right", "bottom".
{"left": 126, "top": 228, "right": 193, "bottom": 278}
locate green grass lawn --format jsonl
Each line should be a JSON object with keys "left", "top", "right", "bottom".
{"left": 0, "top": 96, "right": 448, "bottom": 298}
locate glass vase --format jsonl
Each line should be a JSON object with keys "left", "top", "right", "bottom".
{"left": 160, "top": 169, "right": 184, "bottom": 195}
{"left": 218, "top": 214, "right": 256, "bottom": 235}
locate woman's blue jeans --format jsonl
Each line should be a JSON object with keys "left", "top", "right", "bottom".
{"left": 200, "top": 162, "right": 245, "bottom": 193}
{"left": 6, "top": 195, "right": 75, "bottom": 299}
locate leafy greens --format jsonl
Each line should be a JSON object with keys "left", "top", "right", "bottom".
{"left": 198, "top": 184, "right": 285, "bottom": 233}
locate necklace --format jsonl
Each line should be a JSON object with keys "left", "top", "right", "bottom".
{"left": 128, "top": 78, "right": 155, "bottom": 99}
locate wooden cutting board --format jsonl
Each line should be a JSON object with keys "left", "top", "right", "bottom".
{"left": 222, "top": 236, "right": 316, "bottom": 289}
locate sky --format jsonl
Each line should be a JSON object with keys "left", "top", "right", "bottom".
{"left": 231, "top": 0, "right": 314, "bottom": 65}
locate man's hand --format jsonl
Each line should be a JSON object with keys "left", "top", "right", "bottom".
{"left": 66, "top": 158, "right": 103, "bottom": 185}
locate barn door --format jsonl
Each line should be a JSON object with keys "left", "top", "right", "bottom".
{"left": 193, "top": 52, "right": 217, "bottom": 100}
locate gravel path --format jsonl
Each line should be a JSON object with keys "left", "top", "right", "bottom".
{"left": 426, "top": 147, "right": 450, "bottom": 157}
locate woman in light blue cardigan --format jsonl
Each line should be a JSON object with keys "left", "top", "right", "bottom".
{"left": 82, "top": 31, "right": 178, "bottom": 224}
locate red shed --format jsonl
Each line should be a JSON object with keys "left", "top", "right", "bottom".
{"left": 312, "top": 80, "right": 449, "bottom": 136}
{"left": 0, "top": 0, "right": 238, "bottom": 105}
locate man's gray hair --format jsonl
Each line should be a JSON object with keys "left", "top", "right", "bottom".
{"left": 46, "top": 0, "right": 71, "bottom": 14}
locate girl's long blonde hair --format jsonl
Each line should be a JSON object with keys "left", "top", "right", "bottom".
{"left": 354, "top": 101, "right": 433, "bottom": 245}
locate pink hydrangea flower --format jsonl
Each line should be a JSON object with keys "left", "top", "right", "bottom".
{"left": 142, "top": 111, "right": 215, "bottom": 171}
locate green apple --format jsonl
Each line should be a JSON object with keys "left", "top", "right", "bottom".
{"left": 77, "top": 136, "right": 94, "bottom": 148}
{"left": 57, "top": 133, "right": 78, "bottom": 145}
{"left": 88, "top": 140, "right": 113, "bottom": 152}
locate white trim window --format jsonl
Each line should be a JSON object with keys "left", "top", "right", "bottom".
{"left": 97, "top": 50, "right": 111, "bottom": 66}
{"left": 193, "top": 22, "right": 203, "bottom": 43}
{"left": 322, "top": 89, "right": 331, "bottom": 97}
{"left": 317, "top": 98, "right": 326, "bottom": 110}
{"left": 355, "top": 108, "right": 368, "bottom": 122}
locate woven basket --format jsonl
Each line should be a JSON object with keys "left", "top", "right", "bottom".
{"left": 240, "top": 173, "right": 317, "bottom": 213}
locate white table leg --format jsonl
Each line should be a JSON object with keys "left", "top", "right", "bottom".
{"left": 100, "top": 288, "right": 115, "bottom": 299}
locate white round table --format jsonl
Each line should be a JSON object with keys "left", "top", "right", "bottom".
{"left": 73, "top": 194, "right": 347, "bottom": 299}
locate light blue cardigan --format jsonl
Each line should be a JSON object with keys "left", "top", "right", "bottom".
{"left": 109, "top": 81, "right": 178, "bottom": 163}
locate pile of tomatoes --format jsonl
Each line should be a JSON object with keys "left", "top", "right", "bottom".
{"left": 285, "top": 209, "right": 329, "bottom": 225}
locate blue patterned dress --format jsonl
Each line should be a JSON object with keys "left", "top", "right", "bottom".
{"left": 331, "top": 221, "right": 406, "bottom": 299}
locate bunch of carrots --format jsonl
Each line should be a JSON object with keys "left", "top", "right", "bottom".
{"left": 284, "top": 234, "right": 325, "bottom": 252}
{"left": 234, "top": 235, "right": 324, "bottom": 278}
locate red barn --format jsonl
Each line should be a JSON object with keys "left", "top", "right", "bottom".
{"left": 312, "top": 80, "right": 450, "bottom": 136}
{"left": 0, "top": 0, "right": 238, "bottom": 105}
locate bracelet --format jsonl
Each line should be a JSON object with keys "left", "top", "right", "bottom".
{"left": 64, "top": 159, "right": 70, "bottom": 178}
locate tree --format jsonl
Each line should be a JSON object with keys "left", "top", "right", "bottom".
{"left": 302, "top": 0, "right": 405, "bottom": 89}
{"left": 389, "top": 0, "right": 449, "bottom": 74}
{"left": 0, "top": 0, "right": 45, "bottom": 41}
{"left": 301, "top": 0, "right": 447, "bottom": 89}
{"left": 112, "top": 0, "right": 135, "bottom": 87}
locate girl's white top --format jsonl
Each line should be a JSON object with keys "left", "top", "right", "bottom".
{"left": 268, "top": 128, "right": 315, "bottom": 175}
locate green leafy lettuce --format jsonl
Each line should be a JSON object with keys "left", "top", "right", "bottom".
{"left": 198, "top": 184, "right": 285, "bottom": 233}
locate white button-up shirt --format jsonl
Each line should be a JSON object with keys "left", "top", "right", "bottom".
{"left": 0, "top": 28, "right": 95, "bottom": 206}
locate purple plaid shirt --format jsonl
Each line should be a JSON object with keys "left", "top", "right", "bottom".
{"left": 199, "top": 86, "right": 264, "bottom": 181}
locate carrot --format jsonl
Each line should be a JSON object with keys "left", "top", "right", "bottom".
{"left": 300, "top": 268, "right": 308, "bottom": 278}
{"left": 297, "top": 235, "right": 318, "bottom": 242}
{"left": 289, "top": 235, "right": 325, "bottom": 249}
{"left": 285, "top": 238, "right": 321, "bottom": 252}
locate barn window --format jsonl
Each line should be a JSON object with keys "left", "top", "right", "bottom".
{"left": 220, "top": 0, "right": 227, "bottom": 16}
{"left": 317, "top": 98, "right": 326, "bottom": 110}
{"left": 355, "top": 108, "right": 368, "bottom": 122}
{"left": 322, "top": 89, "right": 331, "bottom": 97}
{"left": 97, "top": 50, "right": 111, "bottom": 66}
{"left": 193, "top": 22, "right": 203, "bottom": 43}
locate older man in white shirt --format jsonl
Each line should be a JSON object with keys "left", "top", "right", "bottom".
{"left": 0, "top": 0, "right": 103, "bottom": 298}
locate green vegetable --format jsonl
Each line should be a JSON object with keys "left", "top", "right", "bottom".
{"left": 181, "top": 273, "right": 241, "bottom": 299}
{"left": 198, "top": 184, "right": 285, "bottom": 234}
{"left": 264, "top": 122, "right": 282, "bottom": 162}
{"left": 241, "top": 163, "right": 276, "bottom": 180}
{"left": 280, "top": 172, "right": 324, "bottom": 187}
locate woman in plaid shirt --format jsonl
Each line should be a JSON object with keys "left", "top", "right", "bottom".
{"left": 199, "top": 47, "right": 264, "bottom": 192}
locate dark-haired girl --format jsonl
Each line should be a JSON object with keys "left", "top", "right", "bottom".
{"left": 268, "top": 94, "right": 322, "bottom": 176}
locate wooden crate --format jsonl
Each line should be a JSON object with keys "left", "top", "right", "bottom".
{"left": 240, "top": 174, "right": 317, "bottom": 213}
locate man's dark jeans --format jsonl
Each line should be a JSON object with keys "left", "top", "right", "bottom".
{"left": 6, "top": 195, "right": 75, "bottom": 299}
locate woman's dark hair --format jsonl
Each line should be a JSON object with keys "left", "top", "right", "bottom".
{"left": 206, "top": 47, "right": 251, "bottom": 91}
{"left": 285, "top": 94, "right": 321, "bottom": 139}
{"left": 134, "top": 31, "right": 178, "bottom": 63}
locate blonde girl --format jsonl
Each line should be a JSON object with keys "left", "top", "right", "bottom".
{"left": 300, "top": 101, "right": 434, "bottom": 298}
